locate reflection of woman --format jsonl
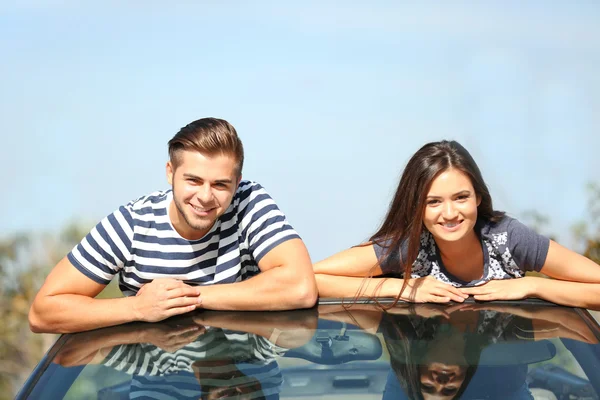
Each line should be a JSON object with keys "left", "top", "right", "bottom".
{"left": 380, "top": 308, "right": 539, "bottom": 400}
{"left": 315, "top": 140, "right": 600, "bottom": 308}
{"left": 318, "top": 303, "right": 597, "bottom": 400}
{"left": 381, "top": 311, "right": 481, "bottom": 399}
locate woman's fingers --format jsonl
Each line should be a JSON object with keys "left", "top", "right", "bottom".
{"left": 432, "top": 285, "right": 467, "bottom": 303}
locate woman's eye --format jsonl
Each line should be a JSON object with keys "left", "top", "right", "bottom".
{"left": 427, "top": 200, "right": 440, "bottom": 205}
{"left": 421, "top": 384, "right": 435, "bottom": 393}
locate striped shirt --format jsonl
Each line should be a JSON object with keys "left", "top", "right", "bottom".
{"left": 103, "top": 328, "right": 285, "bottom": 400}
{"left": 68, "top": 180, "right": 300, "bottom": 295}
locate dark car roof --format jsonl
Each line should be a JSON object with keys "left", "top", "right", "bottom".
{"left": 17, "top": 299, "right": 600, "bottom": 399}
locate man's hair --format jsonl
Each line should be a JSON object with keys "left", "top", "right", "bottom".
{"left": 168, "top": 117, "right": 244, "bottom": 176}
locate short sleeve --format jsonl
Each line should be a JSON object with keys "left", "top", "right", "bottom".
{"left": 103, "top": 344, "right": 152, "bottom": 375}
{"left": 238, "top": 182, "right": 301, "bottom": 263}
{"left": 507, "top": 219, "right": 550, "bottom": 272}
{"left": 372, "top": 239, "right": 407, "bottom": 276}
{"left": 67, "top": 205, "right": 134, "bottom": 284}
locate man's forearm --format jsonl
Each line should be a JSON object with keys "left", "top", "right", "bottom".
{"left": 30, "top": 294, "right": 140, "bottom": 334}
{"left": 198, "top": 266, "right": 317, "bottom": 311}
{"left": 54, "top": 324, "right": 149, "bottom": 366}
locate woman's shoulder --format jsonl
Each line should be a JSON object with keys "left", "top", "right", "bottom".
{"left": 480, "top": 215, "right": 532, "bottom": 236}
{"left": 479, "top": 215, "right": 549, "bottom": 254}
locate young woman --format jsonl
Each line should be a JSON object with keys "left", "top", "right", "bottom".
{"left": 314, "top": 140, "right": 600, "bottom": 308}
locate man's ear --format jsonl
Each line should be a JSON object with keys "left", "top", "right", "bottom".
{"left": 166, "top": 161, "right": 174, "bottom": 186}
{"left": 236, "top": 175, "right": 242, "bottom": 187}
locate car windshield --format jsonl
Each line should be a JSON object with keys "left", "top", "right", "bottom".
{"left": 18, "top": 300, "right": 600, "bottom": 400}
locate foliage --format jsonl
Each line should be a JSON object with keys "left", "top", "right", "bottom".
{"left": 0, "top": 223, "right": 90, "bottom": 399}
{"left": 1, "top": 183, "right": 599, "bottom": 399}
{"left": 523, "top": 182, "right": 600, "bottom": 266}
{"left": 573, "top": 183, "right": 600, "bottom": 264}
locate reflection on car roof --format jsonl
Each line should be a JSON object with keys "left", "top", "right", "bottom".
{"left": 16, "top": 300, "right": 600, "bottom": 400}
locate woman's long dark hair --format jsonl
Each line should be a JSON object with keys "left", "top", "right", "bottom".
{"left": 371, "top": 140, "right": 504, "bottom": 302}
{"left": 379, "top": 311, "right": 483, "bottom": 399}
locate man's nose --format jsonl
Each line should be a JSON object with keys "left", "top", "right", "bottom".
{"left": 197, "top": 184, "right": 213, "bottom": 203}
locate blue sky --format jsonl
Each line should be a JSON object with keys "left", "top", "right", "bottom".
{"left": 2, "top": 1, "right": 599, "bottom": 261}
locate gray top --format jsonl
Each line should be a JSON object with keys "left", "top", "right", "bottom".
{"left": 373, "top": 216, "right": 550, "bottom": 287}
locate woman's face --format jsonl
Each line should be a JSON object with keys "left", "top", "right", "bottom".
{"left": 422, "top": 168, "right": 481, "bottom": 245}
{"left": 419, "top": 363, "right": 467, "bottom": 400}
{"left": 418, "top": 323, "right": 469, "bottom": 399}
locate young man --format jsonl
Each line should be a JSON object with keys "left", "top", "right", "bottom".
{"left": 29, "top": 117, "right": 318, "bottom": 333}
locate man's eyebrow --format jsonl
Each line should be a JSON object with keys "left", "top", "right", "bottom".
{"left": 182, "top": 173, "right": 233, "bottom": 184}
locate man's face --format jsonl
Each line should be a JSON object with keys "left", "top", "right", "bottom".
{"left": 167, "top": 150, "right": 240, "bottom": 240}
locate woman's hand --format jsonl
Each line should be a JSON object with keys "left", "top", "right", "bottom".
{"left": 459, "top": 277, "right": 534, "bottom": 301}
{"left": 403, "top": 276, "right": 468, "bottom": 303}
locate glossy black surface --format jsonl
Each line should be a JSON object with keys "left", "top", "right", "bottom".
{"left": 17, "top": 300, "right": 600, "bottom": 399}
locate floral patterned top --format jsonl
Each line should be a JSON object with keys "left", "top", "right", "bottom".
{"left": 373, "top": 216, "right": 550, "bottom": 287}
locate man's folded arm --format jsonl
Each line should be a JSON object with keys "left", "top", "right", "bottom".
{"left": 197, "top": 238, "right": 318, "bottom": 311}
{"left": 28, "top": 257, "right": 201, "bottom": 334}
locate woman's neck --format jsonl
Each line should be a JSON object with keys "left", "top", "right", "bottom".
{"left": 436, "top": 231, "right": 484, "bottom": 281}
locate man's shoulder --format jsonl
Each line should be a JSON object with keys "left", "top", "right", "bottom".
{"left": 235, "top": 180, "right": 265, "bottom": 196}
{"left": 233, "top": 180, "right": 273, "bottom": 205}
{"left": 124, "top": 190, "right": 171, "bottom": 214}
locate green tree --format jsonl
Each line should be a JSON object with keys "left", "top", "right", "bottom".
{"left": 572, "top": 183, "right": 600, "bottom": 265}
{"left": 0, "top": 223, "right": 90, "bottom": 399}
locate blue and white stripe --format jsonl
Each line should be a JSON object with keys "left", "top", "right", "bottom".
{"left": 68, "top": 181, "right": 299, "bottom": 295}
{"left": 102, "top": 329, "right": 285, "bottom": 400}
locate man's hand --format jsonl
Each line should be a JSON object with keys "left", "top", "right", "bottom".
{"left": 140, "top": 323, "right": 207, "bottom": 353}
{"left": 459, "top": 278, "right": 533, "bottom": 301}
{"left": 404, "top": 276, "right": 469, "bottom": 303}
{"left": 133, "top": 278, "right": 202, "bottom": 322}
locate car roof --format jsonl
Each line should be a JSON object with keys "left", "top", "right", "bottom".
{"left": 17, "top": 299, "right": 600, "bottom": 399}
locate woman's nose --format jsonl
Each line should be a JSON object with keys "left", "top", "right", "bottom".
{"left": 442, "top": 202, "right": 457, "bottom": 219}
{"left": 433, "top": 371, "right": 455, "bottom": 384}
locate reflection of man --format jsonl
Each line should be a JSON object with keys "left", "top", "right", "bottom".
{"left": 193, "top": 359, "right": 272, "bottom": 400}
{"left": 54, "top": 310, "right": 318, "bottom": 400}
{"left": 29, "top": 117, "right": 317, "bottom": 333}
{"left": 104, "top": 328, "right": 281, "bottom": 399}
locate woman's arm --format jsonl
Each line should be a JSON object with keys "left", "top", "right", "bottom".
{"left": 314, "top": 245, "right": 467, "bottom": 302}
{"left": 462, "top": 241, "right": 600, "bottom": 309}
{"left": 313, "top": 244, "right": 384, "bottom": 276}
{"left": 456, "top": 303, "right": 598, "bottom": 344}
{"left": 530, "top": 240, "right": 600, "bottom": 308}
{"left": 314, "top": 244, "right": 398, "bottom": 298}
